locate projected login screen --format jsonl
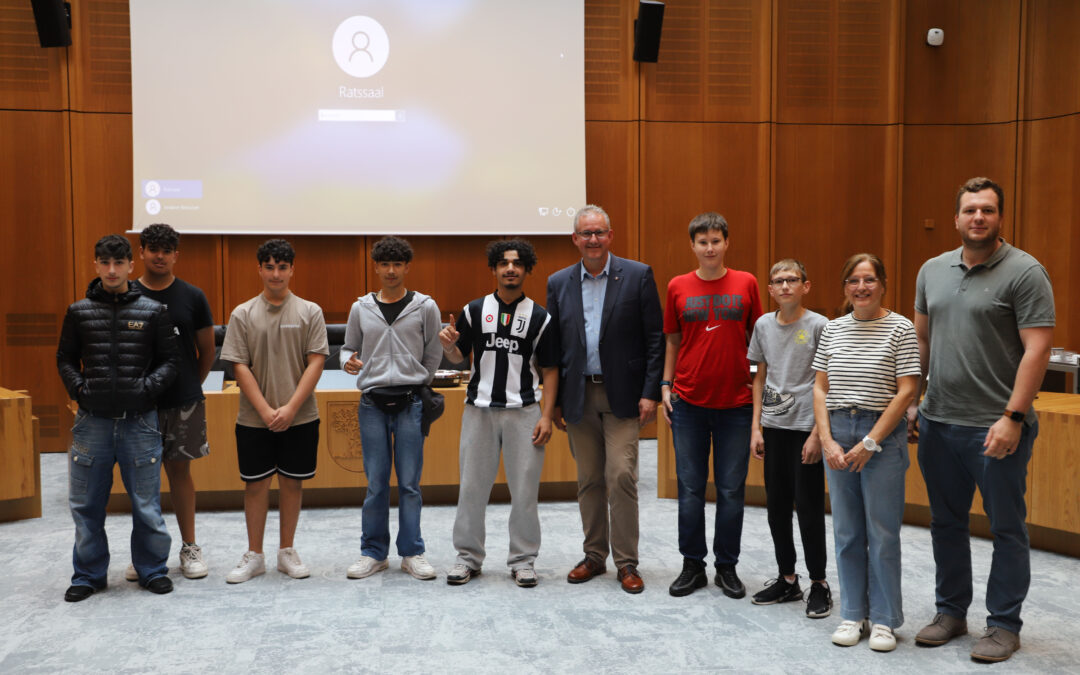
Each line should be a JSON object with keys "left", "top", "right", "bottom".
{"left": 131, "top": 1, "right": 585, "bottom": 235}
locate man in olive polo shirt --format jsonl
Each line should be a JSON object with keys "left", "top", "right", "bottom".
{"left": 909, "top": 177, "right": 1054, "bottom": 663}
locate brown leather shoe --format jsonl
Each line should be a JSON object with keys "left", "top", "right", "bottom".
{"left": 618, "top": 565, "right": 644, "bottom": 594}
{"left": 567, "top": 557, "right": 606, "bottom": 584}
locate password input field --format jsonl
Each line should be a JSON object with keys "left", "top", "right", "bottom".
{"left": 318, "top": 109, "right": 399, "bottom": 122}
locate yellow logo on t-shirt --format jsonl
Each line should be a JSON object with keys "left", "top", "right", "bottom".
{"left": 794, "top": 328, "right": 809, "bottom": 344}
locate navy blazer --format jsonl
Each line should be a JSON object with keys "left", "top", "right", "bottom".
{"left": 546, "top": 254, "right": 664, "bottom": 424}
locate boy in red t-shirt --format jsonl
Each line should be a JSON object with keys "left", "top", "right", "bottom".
{"left": 661, "top": 212, "right": 763, "bottom": 599}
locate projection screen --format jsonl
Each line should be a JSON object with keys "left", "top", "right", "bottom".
{"left": 130, "top": 1, "right": 585, "bottom": 235}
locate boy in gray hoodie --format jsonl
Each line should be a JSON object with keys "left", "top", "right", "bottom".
{"left": 340, "top": 236, "right": 443, "bottom": 581}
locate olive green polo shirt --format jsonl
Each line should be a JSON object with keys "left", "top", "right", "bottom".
{"left": 915, "top": 240, "right": 1055, "bottom": 427}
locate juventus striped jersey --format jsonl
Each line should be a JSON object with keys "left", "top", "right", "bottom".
{"left": 455, "top": 293, "right": 558, "bottom": 408}
{"left": 811, "top": 311, "right": 921, "bottom": 412}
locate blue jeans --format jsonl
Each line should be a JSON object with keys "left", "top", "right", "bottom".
{"left": 68, "top": 410, "right": 171, "bottom": 588}
{"left": 669, "top": 400, "right": 751, "bottom": 566}
{"left": 917, "top": 413, "right": 1036, "bottom": 634}
{"left": 358, "top": 397, "right": 425, "bottom": 559}
{"left": 824, "top": 408, "right": 908, "bottom": 628}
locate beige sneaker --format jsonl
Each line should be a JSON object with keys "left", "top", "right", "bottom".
{"left": 226, "top": 551, "right": 265, "bottom": 584}
{"left": 970, "top": 626, "right": 1020, "bottom": 663}
{"left": 276, "top": 547, "right": 311, "bottom": 579}
{"left": 915, "top": 612, "right": 968, "bottom": 646}
{"left": 831, "top": 619, "right": 869, "bottom": 646}
{"left": 868, "top": 624, "right": 896, "bottom": 652}
{"left": 401, "top": 554, "right": 436, "bottom": 580}
{"left": 124, "top": 563, "right": 138, "bottom": 582}
{"left": 347, "top": 555, "right": 389, "bottom": 579}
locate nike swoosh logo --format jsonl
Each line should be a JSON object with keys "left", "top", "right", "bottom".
{"left": 705, "top": 325, "right": 720, "bottom": 332}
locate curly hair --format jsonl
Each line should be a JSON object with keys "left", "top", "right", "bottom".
{"left": 139, "top": 223, "right": 180, "bottom": 251}
{"left": 371, "top": 236, "right": 413, "bottom": 263}
{"left": 256, "top": 238, "right": 295, "bottom": 264}
{"left": 94, "top": 234, "right": 133, "bottom": 261}
{"left": 486, "top": 238, "right": 537, "bottom": 272}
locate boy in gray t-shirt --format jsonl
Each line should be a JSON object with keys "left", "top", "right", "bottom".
{"left": 746, "top": 259, "right": 831, "bottom": 618}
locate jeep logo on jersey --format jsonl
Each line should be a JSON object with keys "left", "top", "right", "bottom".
{"left": 127, "top": 320, "right": 145, "bottom": 330}
{"left": 484, "top": 334, "right": 520, "bottom": 353}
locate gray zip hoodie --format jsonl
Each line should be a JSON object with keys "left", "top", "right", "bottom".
{"left": 340, "top": 291, "right": 443, "bottom": 392}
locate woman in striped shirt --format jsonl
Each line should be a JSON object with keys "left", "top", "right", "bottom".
{"left": 811, "top": 253, "right": 921, "bottom": 653}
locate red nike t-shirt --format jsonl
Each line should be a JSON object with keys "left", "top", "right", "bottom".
{"left": 664, "top": 269, "right": 763, "bottom": 409}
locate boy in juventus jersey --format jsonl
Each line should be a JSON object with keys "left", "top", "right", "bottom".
{"left": 438, "top": 239, "right": 559, "bottom": 588}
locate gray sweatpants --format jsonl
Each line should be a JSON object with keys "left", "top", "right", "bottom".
{"left": 452, "top": 404, "right": 545, "bottom": 571}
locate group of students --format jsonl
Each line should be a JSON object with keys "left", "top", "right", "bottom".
{"left": 57, "top": 177, "right": 1054, "bottom": 665}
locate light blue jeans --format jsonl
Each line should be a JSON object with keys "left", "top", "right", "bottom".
{"left": 358, "top": 397, "right": 426, "bottom": 559}
{"left": 68, "top": 410, "right": 171, "bottom": 588}
{"left": 825, "top": 408, "right": 908, "bottom": 628}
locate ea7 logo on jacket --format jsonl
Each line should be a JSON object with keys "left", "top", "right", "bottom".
{"left": 127, "top": 320, "right": 146, "bottom": 330}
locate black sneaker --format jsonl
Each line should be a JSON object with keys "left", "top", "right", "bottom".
{"left": 751, "top": 575, "right": 803, "bottom": 605}
{"left": 64, "top": 585, "right": 96, "bottom": 602}
{"left": 714, "top": 564, "right": 746, "bottom": 599}
{"left": 146, "top": 576, "right": 173, "bottom": 595}
{"left": 806, "top": 581, "right": 832, "bottom": 618}
{"left": 668, "top": 558, "right": 707, "bottom": 597}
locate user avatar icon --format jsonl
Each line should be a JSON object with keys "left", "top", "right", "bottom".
{"left": 145, "top": 199, "right": 161, "bottom": 215}
{"left": 144, "top": 180, "right": 161, "bottom": 198}
{"left": 333, "top": 16, "right": 390, "bottom": 78}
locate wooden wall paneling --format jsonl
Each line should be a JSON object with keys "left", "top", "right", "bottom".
{"left": 584, "top": 0, "right": 637, "bottom": 121}
{"left": 1023, "top": 0, "right": 1080, "bottom": 120}
{"left": 69, "top": 112, "right": 134, "bottom": 296}
{"left": 898, "top": 123, "right": 1018, "bottom": 321}
{"left": 640, "top": 122, "right": 770, "bottom": 301}
{"left": 0, "top": 111, "right": 73, "bottom": 452}
{"left": 67, "top": 0, "right": 131, "bottom": 113}
{"left": 903, "top": 0, "right": 1020, "bottom": 125}
{"left": 772, "top": 124, "right": 898, "bottom": 318}
{"left": 585, "top": 120, "right": 638, "bottom": 260}
{"left": 775, "top": 0, "right": 900, "bottom": 125}
{"left": 222, "top": 236, "right": 366, "bottom": 325}
{"left": 0, "top": 0, "right": 68, "bottom": 110}
{"left": 1018, "top": 117, "right": 1080, "bottom": 351}
{"left": 643, "top": 0, "right": 771, "bottom": 123}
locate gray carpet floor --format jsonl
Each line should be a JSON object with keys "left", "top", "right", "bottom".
{"left": 3, "top": 442, "right": 1079, "bottom": 674}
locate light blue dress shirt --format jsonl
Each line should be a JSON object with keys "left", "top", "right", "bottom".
{"left": 580, "top": 256, "right": 611, "bottom": 376}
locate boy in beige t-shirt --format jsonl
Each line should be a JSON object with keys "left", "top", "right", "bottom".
{"left": 220, "top": 239, "right": 329, "bottom": 583}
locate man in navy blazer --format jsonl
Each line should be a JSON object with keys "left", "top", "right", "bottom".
{"left": 546, "top": 204, "right": 664, "bottom": 594}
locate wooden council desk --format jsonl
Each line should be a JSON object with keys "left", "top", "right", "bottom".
{"left": 108, "top": 384, "right": 577, "bottom": 509}
{"left": 0, "top": 387, "right": 41, "bottom": 522}
{"left": 657, "top": 392, "right": 1080, "bottom": 558}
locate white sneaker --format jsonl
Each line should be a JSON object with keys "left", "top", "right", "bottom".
{"left": 832, "top": 619, "right": 870, "bottom": 646}
{"left": 276, "top": 547, "right": 310, "bottom": 579}
{"left": 869, "top": 624, "right": 897, "bottom": 652}
{"left": 226, "top": 551, "right": 265, "bottom": 584}
{"left": 124, "top": 563, "right": 138, "bottom": 582}
{"left": 179, "top": 544, "right": 209, "bottom": 579}
{"left": 401, "top": 554, "right": 436, "bottom": 580}
{"left": 347, "top": 555, "right": 389, "bottom": 579}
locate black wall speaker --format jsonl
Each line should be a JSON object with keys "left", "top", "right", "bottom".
{"left": 633, "top": 1, "right": 664, "bottom": 63}
{"left": 30, "top": 0, "right": 72, "bottom": 48}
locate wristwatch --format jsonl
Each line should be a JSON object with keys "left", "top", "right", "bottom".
{"left": 862, "top": 435, "right": 881, "bottom": 453}
{"left": 660, "top": 380, "right": 673, "bottom": 387}
{"left": 1004, "top": 409, "right": 1025, "bottom": 422}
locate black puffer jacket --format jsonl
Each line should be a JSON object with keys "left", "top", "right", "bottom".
{"left": 56, "top": 279, "right": 180, "bottom": 417}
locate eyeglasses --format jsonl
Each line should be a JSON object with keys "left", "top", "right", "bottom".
{"left": 575, "top": 230, "right": 610, "bottom": 240}
{"left": 768, "top": 277, "right": 803, "bottom": 287}
{"left": 844, "top": 277, "right": 879, "bottom": 288}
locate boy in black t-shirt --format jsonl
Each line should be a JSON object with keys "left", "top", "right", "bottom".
{"left": 128, "top": 223, "right": 216, "bottom": 580}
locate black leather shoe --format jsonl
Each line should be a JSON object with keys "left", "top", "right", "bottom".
{"left": 64, "top": 585, "right": 96, "bottom": 602}
{"left": 146, "top": 576, "right": 173, "bottom": 595}
{"left": 669, "top": 558, "right": 707, "bottom": 597}
{"left": 714, "top": 564, "right": 746, "bottom": 599}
